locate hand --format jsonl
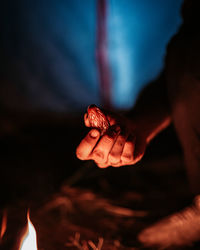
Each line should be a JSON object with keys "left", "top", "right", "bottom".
{"left": 76, "top": 110, "right": 147, "bottom": 168}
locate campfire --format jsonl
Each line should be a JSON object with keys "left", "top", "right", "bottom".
{"left": 19, "top": 212, "right": 38, "bottom": 250}
{"left": 0, "top": 116, "right": 187, "bottom": 249}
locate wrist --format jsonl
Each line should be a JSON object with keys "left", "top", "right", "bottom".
{"left": 127, "top": 113, "right": 172, "bottom": 144}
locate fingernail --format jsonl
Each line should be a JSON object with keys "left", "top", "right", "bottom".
{"left": 90, "top": 129, "right": 99, "bottom": 138}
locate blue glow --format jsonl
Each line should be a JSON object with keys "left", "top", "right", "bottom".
{"left": 1, "top": 0, "right": 100, "bottom": 112}
{"left": 1, "top": 0, "right": 184, "bottom": 112}
{"left": 108, "top": 0, "right": 183, "bottom": 109}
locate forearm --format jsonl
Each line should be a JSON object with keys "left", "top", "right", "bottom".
{"left": 127, "top": 73, "right": 172, "bottom": 143}
{"left": 133, "top": 105, "right": 171, "bottom": 144}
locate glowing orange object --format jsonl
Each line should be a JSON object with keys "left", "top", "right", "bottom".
{"left": 87, "top": 104, "right": 110, "bottom": 135}
{"left": 19, "top": 212, "right": 38, "bottom": 250}
{"left": 0, "top": 210, "right": 7, "bottom": 240}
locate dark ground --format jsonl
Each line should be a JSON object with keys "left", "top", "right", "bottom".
{"left": 0, "top": 112, "right": 198, "bottom": 249}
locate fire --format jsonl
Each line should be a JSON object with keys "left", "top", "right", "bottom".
{"left": 0, "top": 210, "right": 7, "bottom": 240}
{"left": 19, "top": 212, "right": 38, "bottom": 250}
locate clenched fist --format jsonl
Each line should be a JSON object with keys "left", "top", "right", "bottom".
{"left": 76, "top": 105, "right": 147, "bottom": 168}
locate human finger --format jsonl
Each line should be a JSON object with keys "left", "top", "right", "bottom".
{"left": 106, "top": 115, "right": 116, "bottom": 126}
{"left": 84, "top": 113, "right": 90, "bottom": 127}
{"left": 95, "top": 162, "right": 110, "bottom": 168}
{"left": 132, "top": 137, "right": 146, "bottom": 164}
{"left": 91, "top": 125, "right": 120, "bottom": 164}
{"left": 76, "top": 129, "right": 100, "bottom": 160}
{"left": 121, "top": 135, "right": 135, "bottom": 165}
{"left": 108, "top": 132, "right": 127, "bottom": 166}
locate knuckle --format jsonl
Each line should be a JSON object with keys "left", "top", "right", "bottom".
{"left": 93, "top": 150, "right": 105, "bottom": 162}
{"left": 108, "top": 152, "right": 120, "bottom": 164}
{"left": 121, "top": 153, "right": 133, "bottom": 163}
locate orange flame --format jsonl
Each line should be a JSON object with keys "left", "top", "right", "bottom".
{"left": 0, "top": 210, "right": 7, "bottom": 240}
{"left": 19, "top": 211, "right": 38, "bottom": 250}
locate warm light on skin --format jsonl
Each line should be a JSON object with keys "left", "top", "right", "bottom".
{"left": 19, "top": 212, "right": 38, "bottom": 250}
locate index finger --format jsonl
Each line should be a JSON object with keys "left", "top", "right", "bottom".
{"left": 76, "top": 129, "right": 100, "bottom": 160}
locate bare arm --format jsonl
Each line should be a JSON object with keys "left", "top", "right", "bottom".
{"left": 127, "top": 72, "right": 171, "bottom": 143}
{"left": 76, "top": 73, "right": 171, "bottom": 168}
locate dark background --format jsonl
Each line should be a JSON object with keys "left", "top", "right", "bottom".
{"left": 1, "top": 0, "right": 195, "bottom": 249}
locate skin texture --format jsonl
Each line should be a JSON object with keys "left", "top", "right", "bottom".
{"left": 76, "top": 2, "right": 200, "bottom": 247}
{"left": 76, "top": 105, "right": 149, "bottom": 168}
{"left": 76, "top": 75, "right": 171, "bottom": 169}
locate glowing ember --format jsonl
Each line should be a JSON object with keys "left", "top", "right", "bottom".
{"left": 19, "top": 212, "right": 38, "bottom": 250}
{"left": 0, "top": 210, "right": 7, "bottom": 240}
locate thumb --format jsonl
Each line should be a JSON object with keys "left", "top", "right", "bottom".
{"left": 84, "top": 113, "right": 90, "bottom": 127}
